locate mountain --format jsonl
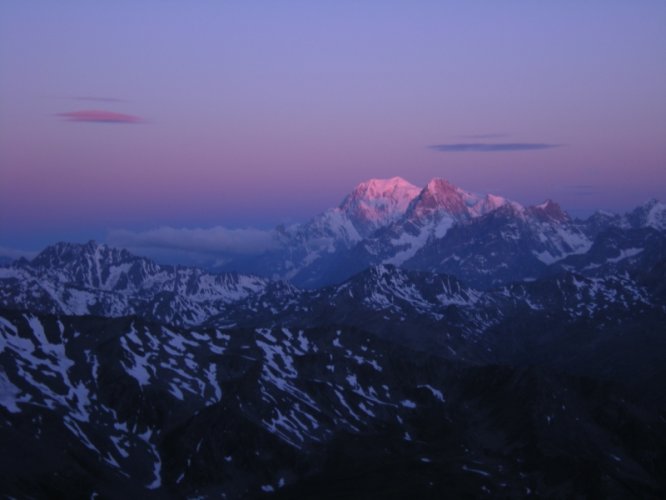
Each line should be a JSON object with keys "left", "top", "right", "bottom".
{"left": 624, "top": 198, "right": 666, "bottom": 230}
{"left": 547, "top": 226, "right": 666, "bottom": 279}
{"left": 217, "top": 178, "right": 663, "bottom": 289}
{"left": 225, "top": 177, "right": 420, "bottom": 286}
{"left": 2, "top": 183, "right": 666, "bottom": 498}
{"left": 338, "top": 177, "right": 422, "bottom": 236}
{"left": 4, "top": 241, "right": 663, "bottom": 368}
{"left": 1, "top": 241, "right": 665, "bottom": 497}
{"left": 2, "top": 308, "right": 665, "bottom": 498}
{"left": 0, "top": 241, "right": 268, "bottom": 327}
{"left": 294, "top": 180, "right": 666, "bottom": 289}
{"left": 403, "top": 201, "right": 592, "bottom": 288}
{"left": 361, "top": 179, "right": 519, "bottom": 268}
{"left": 234, "top": 177, "right": 524, "bottom": 288}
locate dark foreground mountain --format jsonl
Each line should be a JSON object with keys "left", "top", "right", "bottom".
{"left": 1, "top": 310, "right": 665, "bottom": 499}
{"left": 3, "top": 239, "right": 665, "bottom": 368}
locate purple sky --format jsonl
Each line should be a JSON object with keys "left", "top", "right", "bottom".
{"left": 1, "top": 1, "right": 665, "bottom": 252}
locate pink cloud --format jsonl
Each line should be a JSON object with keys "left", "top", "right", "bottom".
{"left": 57, "top": 109, "right": 143, "bottom": 124}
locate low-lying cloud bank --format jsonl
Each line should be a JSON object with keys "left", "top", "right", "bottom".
{"left": 107, "top": 226, "right": 277, "bottom": 258}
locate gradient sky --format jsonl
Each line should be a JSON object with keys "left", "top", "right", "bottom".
{"left": 1, "top": 1, "right": 665, "bottom": 252}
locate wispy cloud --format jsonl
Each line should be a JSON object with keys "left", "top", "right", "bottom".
{"left": 429, "top": 143, "right": 561, "bottom": 153}
{"left": 107, "top": 226, "right": 277, "bottom": 256}
{"left": 459, "top": 133, "right": 508, "bottom": 139}
{"left": 73, "top": 96, "right": 126, "bottom": 103}
{"left": 57, "top": 109, "right": 143, "bottom": 124}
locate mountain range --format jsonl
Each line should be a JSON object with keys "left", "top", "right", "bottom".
{"left": 204, "top": 177, "right": 666, "bottom": 289}
{"left": 1, "top": 178, "right": 666, "bottom": 498}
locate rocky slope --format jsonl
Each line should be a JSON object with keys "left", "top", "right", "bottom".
{"left": 1, "top": 310, "right": 665, "bottom": 498}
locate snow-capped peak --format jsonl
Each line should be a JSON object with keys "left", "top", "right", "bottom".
{"left": 528, "top": 199, "right": 569, "bottom": 223}
{"left": 348, "top": 177, "right": 419, "bottom": 198}
{"left": 422, "top": 178, "right": 460, "bottom": 197}
{"left": 626, "top": 198, "right": 666, "bottom": 230}
{"left": 29, "top": 240, "right": 133, "bottom": 270}
{"left": 471, "top": 193, "right": 521, "bottom": 217}
{"left": 276, "top": 178, "right": 421, "bottom": 267}
{"left": 407, "top": 178, "right": 471, "bottom": 220}
{"left": 644, "top": 200, "right": 666, "bottom": 230}
{"left": 339, "top": 177, "right": 421, "bottom": 235}
{"left": 404, "top": 178, "right": 518, "bottom": 221}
